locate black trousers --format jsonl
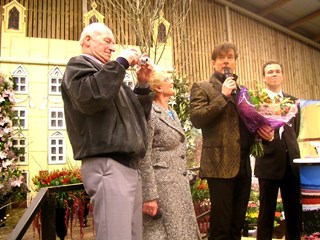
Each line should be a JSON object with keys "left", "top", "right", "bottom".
{"left": 257, "top": 161, "right": 302, "bottom": 240}
{"left": 207, "top": 174, "right": 251, "bottom": 240}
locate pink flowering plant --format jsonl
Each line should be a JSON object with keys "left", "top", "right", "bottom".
{"left": 0, "top": 73, "right": 27, "bottom": 210}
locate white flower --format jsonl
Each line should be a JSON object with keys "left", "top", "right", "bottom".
{"left": 3, "top": 126, "right": 11, "bottom": 134}
{"left": 1, "top": 159, "right": 12, "bottom": 167}
{"left": 0, "top": 151, "right": 7, "bottom": 160}
{"left": 11, "top": 177, "right": 23, "bottom": 187}
{"left": 8, "top": 92, "right": 15, "bottom": 102}
{"left": 0, "top": 116, "right": 10, "bottom": 126}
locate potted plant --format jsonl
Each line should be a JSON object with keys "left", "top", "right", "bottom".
{"left": 273, "top": 199, "right": 285, "bottom": 239}
{"left": 32, "top": 166, "right": 89, "bottom": 240}
{"left": 243, "top": 186, "right": 259, "bottom": 237}
{"left": 245, "top": 190, "right": 259, "bottom": 228}
{"left": 0, "top": 160, "right": 29, "bottom": 227}
{"left": 191, "top": 177, "right": 210, "bottom": 235}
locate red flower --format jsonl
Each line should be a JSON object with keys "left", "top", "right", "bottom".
{"left": 275, "top": 211, "right": 281, "bottom": 217}
{"left": 62, "top": 178, "right": 71, "bottom": 184}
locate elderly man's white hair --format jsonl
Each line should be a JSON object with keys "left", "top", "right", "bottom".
{"left": 79, "top": 23, "right": 113, "bottom": 46}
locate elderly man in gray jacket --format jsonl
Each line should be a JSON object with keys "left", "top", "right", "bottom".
{"left": 61, "top": 23, "right": 154, "bottom": 240}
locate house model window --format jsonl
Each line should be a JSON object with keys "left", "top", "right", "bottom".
{"left": 157, "top": 23, "right": 167, "bottom": 43}
{"left": 153, "top": 10, "right": 171, "bottom": 46}
{"left": 2, "top": 0, "right": 26, "bottom": 34}
{"left": 8, "top": 7, "right": 19, "bottom": 30}
{"left": 84, "top": 2, "right": 104, "bottom": 26}
{"left": 90, "top": 15, "right": 99, "bottom": 24}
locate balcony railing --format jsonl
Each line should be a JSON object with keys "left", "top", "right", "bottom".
{"left": 8, "top": 178, "right": 210, "bottom": 239}
{"left": 8, "top": 183, "right": 84, "bottom": 240}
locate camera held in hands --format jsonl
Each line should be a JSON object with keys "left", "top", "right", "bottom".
{"left": 139, "top": 56, "right": 150, "bottom": 66}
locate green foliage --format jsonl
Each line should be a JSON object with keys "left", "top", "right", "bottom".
{"left": 0, "top": 73, "right": 28, "bottom": 208}
{"left": 32, "top": 167, "right": 83, "bottom": 209}
{"left": 246, "top": 189, "right": 259, "bottom": 228}
{"left": 169, "top": 72, "right": 201, "bottom": 167}
{"left": 190, "top": 178, "right": 210, "bottom": 203}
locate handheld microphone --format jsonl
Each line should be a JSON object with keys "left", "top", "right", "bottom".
{"left": 224, "top": 67, "right": 237, "bottom": 95}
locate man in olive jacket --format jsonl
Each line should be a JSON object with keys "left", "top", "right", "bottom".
{"left": 190, "top": 42, "right": 273, "bottom": 240}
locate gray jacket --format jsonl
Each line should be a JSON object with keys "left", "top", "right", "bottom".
{"left": 138, "top": 103, "right": 200, "bottom": 240}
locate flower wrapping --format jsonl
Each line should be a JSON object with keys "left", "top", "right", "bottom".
{"left": 236, "top": 87, "right": 298, "bottom": 134}
{"left": 236, "top": 87, "right": 298, "bottom": 157}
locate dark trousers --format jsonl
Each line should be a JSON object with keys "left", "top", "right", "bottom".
{"left": 257, "top": 162, "right": 302, "bottom": 240}
{"left": 207, "top": 174, "right": 251, "bottom": 240}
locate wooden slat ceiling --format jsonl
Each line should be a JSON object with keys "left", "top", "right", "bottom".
{"left": 226, "top": 0, "right": 320, "bottom": 45}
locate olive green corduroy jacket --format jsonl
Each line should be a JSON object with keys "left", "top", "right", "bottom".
{"left": 190, "top": 74, "right": 242, "bottom": 179}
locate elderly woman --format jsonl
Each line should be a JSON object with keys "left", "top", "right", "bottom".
{"left": 138, "top": 69, "right": 200, "bottom": 240}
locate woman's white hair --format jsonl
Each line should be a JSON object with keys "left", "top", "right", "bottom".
{"left": 79, "top": 23, "right": 112, "bottom": 46}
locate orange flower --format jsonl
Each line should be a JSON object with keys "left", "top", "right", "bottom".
{"left": 275, "top": 211, "right": 281, "bottom": 217}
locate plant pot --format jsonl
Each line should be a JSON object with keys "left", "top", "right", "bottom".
{"left": 248, "top": 227, "right": 257, "bottom": 237}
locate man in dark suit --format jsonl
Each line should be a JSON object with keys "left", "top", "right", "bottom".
{"left": 255, "top": 61, "right": 302, "bottom": 240}
{"left": 189, "top": 42, "right": 273, "bottom": 240}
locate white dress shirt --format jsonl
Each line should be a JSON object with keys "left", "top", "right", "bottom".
{"left": 266, "top": 89, "right": 284, "bottom": 139}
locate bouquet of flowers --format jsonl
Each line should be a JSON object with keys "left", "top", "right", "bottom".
{"left": 236, "top": 86, "right": 298, "bottom": 157}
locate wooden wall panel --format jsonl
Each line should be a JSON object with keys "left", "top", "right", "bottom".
{"left": 172, "top": 0, "right": 228, "bottom": 86}
{"left": 171, "top": 0, "right": 320, "bottom": 100}
{"left": 0, "top": 0, "right": 83, "bottom": 40}
{"left": 0, "top": 0, "right": 320, "bottom": 99}
{"left": 228, "top": 9, "right": 320, "bottom": 99}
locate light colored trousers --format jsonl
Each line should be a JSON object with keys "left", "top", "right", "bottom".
{"left": 81, "top": 157, "right": 142, "bottom": 240}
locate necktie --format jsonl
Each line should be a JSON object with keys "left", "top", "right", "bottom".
{"left": 278, "top": 94, "right": 284, "bottom": 139}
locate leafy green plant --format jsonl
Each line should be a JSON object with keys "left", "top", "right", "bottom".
{"left": 32, "top": 167, "right": 83, "bottom": 209}
{"left": 191, "top": 177, "right": 209, "bottom": 203}
{"left": 32, "top": 166, "right": 88, "bottom": 239}
{"left": 0, "top": 73, "right": 28, "bottom": 211}
{"left": 274, "top": 199, "right": 284, "bottom": 228}
{"left": 246, "top": 189, "right": 259, "bottom": 228}
{"left": 170, "top": 72, "right": 201, "bottom": 167}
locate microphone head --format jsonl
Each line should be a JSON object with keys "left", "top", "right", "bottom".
{"left": 223, "top": 67, "right": 233, "bottom": 78}
{"left": 223, "top": 67, "right": 237, "bottom": 95}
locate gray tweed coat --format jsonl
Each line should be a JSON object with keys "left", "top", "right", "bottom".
{"left": 138, "top": 103, "right": 200, "bottom": 240}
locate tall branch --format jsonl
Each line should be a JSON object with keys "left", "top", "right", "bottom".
{"left": 95, "top": 0, "right": 192, "bottom": 64}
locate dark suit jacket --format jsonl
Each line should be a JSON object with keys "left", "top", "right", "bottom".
{"left": 254, "top": 93, "right": 301, "bottom": 179}
{"left": 190, "top": 74, "right": 245, "bottom": 179}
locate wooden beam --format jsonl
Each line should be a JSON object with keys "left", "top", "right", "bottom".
{"left": 313, "top": 33, "right": 320, "bottom": 42}
{"left": 214, "top": 0, "right": 320, "bottom": 49}
{"left": 287, "top": 9, "right": 320, "bottom": 29}
{"left": 258, "top": 0, "right": 291, "bottom": 16}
